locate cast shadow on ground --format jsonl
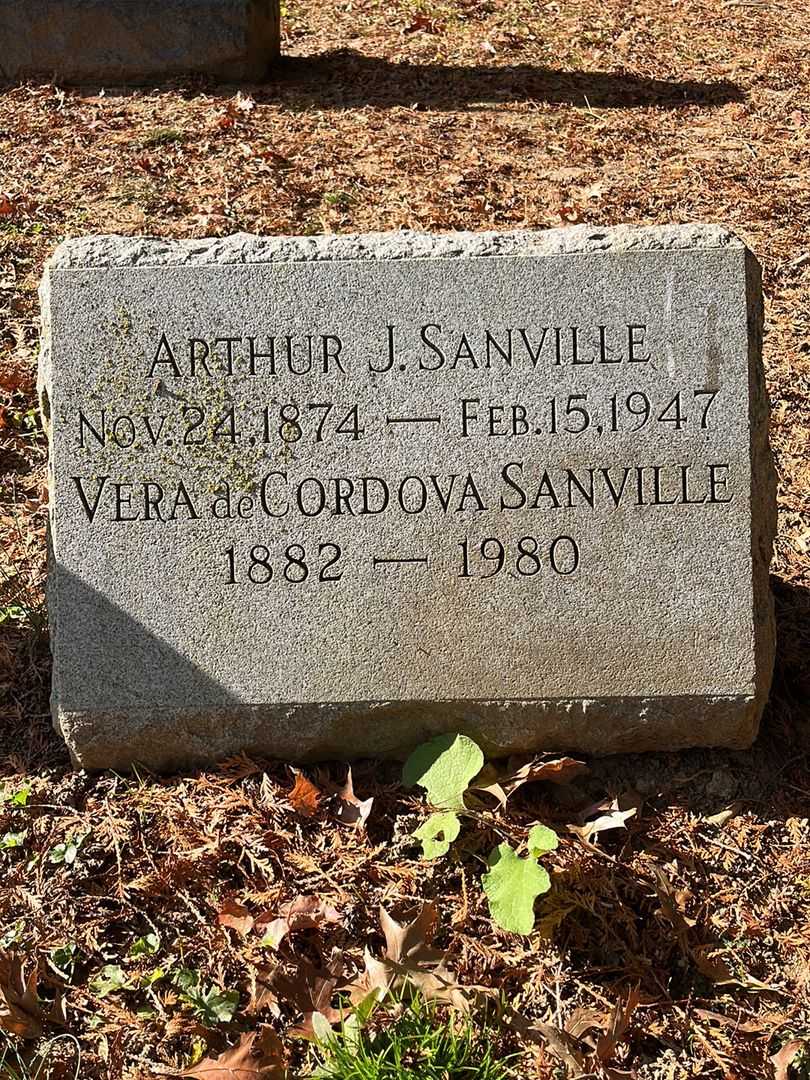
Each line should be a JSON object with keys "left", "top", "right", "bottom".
{"left": 54, "top": 48, "right": 748, "bottom": 111}
{"left": 770, "top": 574, "right": 810, "bottom": 741}
{"left": 257, "top": 49, "right": 743, "bottom": 111}
{"left": 519, "top": 575, "right": 810, "bottom": 827}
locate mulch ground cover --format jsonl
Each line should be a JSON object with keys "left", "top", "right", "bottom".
{"left": 1, "top": 0, "right": 810, "bottom": 1075}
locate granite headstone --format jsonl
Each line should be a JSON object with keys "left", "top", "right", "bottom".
{"left": 38, "top": 225, "right": 776, "bottom": 769}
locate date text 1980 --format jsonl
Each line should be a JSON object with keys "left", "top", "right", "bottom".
{"left": 221, "top": 535, "right": 581, "bottom": 585}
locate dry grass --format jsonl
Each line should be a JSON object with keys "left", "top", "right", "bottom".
{"left": 1, "top": 0, "right": 810, "bottom": 1075}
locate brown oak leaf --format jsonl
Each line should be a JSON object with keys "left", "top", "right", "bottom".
{"left": 350, "top": 904, "right": 467, "bottom": 1009}
{"left": 272, "top": 955, "right": 343, "bottom": 1038}
{"left": 380, "top": 902, "right": 443, "bottom": 968}
{"left": 257, "top": 895, "right": 342, "bottom": 949}
{"left": 0, "top": 952, "right": 58, "bottom": 1040}
{"left": 472, "top": 756, "right": 589, "bottom": 807}
{"left": 175, "top": 1026, "right": 287, "bottom": 1078}
{"left": 333, "top": 767, "right": 373, "bottom": 827}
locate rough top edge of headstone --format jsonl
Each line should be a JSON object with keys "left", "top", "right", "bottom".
{"left": 44, "top": 223, "right": 748, "bottom": 271}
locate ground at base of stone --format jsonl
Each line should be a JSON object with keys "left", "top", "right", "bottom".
{"left": 0, "top": 698, "right": 809, "bottom": 1079}
{"left": 2, "top": 0, "right": 810, "bottom": 1074}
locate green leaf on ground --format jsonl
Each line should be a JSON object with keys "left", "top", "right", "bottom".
{"left": 1, "top": 785, "right": 31, "bottom": 807}
{"left": 140, "top": 966, "right": 168, "bottom": 987}
{"left": 49, "top": 943, "right": 79, "bottom": 980}
{"left": 402, "top": 734, "right": 484, "bottom": 809}
{"left": 528, "top": 824, "right": 559, "bottom": 858}
{"left": 89, "top": 964, "right": 130, "bottom": 998}
{"left": 483, "top": 843, "right": 551, "bottom": 935}
{"left": 413, "top": 811, "right": 461, "bottom": 860}
{"left": 0, "top": 830, "right": 27, "bottom": 851}
{"left": 48, "top": 832, "right": 87, "bottom": 866}
{"left": 129, "top": 932, "right": 160, "bottom": 958}
{"left": 174, "top": 968, "right": 240, "bottom": 1025}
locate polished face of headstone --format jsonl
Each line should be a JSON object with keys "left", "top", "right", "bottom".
{"left": 39, "top": 226, "right": 776, "bottom": 769}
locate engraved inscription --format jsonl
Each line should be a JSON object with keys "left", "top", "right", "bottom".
{"left": 67, "top": 318, "right": 736, "bottom": 592}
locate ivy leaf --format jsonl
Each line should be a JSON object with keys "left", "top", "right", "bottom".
{"left": 202, "top": 988, "right": 240, "bottom": 1025}
{"left": 402, "top": 734, "right": 484, "bottom": 809}
{"left": 1, "top": 785, "right": 31, "bottom": 808}
{"left": 528, "top": 824, "right": 559, "bottom": 858}
{"left": 482, "top": 843, "right": 551, "bottom": 935}
{"left": 140, "top": 966, "right": 168, "bottom": 987}
{"left": 413, "top": 811, "right": 461, "bottom": 860}
{"left": 48, "top": 943, "right": 79, "bottom": 981}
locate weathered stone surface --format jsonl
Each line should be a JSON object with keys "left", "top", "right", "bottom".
{"left": 0, "top": 0, "right": 279, "bottom": 85}
{"left": 39, "top": 225, "right": 776, "bottom": 770}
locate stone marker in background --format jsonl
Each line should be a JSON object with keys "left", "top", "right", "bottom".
{"left": 39, "top": 226, "right": 776, "bottom": 770}
{"left": 0, "top": 0, "right": 279, "bottom": 85}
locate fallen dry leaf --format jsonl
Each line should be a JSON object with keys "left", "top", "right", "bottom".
{"left": 690, "top": 945, "right": 774, "bottom": 990}
{"left": 0, "top": 953, "right": 46, "bottom": 1040}
{"left": 263, "top": 954, "right": 343, "bottom": 1037}
{"left": 595, "top": 985, "right": 641, "bottom": 1061}
{"left": 246, "top": 967, "right": 279, "bottom": 1018}
{"left": 257, "top": 894, "right": 342, "bottom": 949}
{"left": 472, "top": 755, "right": 589, "bottom": 807}
{"left": 0, "top": 365, "right": 27, "bottom": 395}
{"left": 175, "top": 1026, "right": 287, "bottom": 1078}
{"left": 286, "top": 769, "right": 321, "bottom": 818}
{"left": 705, "top": 802, "right": 744, "bottom": 826}
{"left": 403, "top": 14, "right": 444, "bottom": 32}
{"left": 217, "top": 899, "right": 255, "bottom": 938}
{"left": 570, "top": 794, "right": 640, "bottom": 843}
{"left": 469, "top": 763, "right": 509, "bottom": 808}
{"left": 510, "top": 1010, "right": 585, "bottom": 1076}
{"left": 505, "top": 755, "right": 590, "bottom": 791}
{"left": 380, "top": 902, "right": 443, "bottom": 968}
{"left": 333, "top": 767, "right": 373, "bottom": 827}
{"left": 650, "top": 863, "right": 696, "bottom": 953}
{"left": 771, "top": 1039, "right": 807, "bottom": 1080}
{"left": 349, "top": 904, "right": 467, "bottom": 1009}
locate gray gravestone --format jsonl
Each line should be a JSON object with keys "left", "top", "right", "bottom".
{"left": 0, "top": 0, "right": 279, "bottom": 85}
{"left": 39, "top": 226, "right": 776, "bottom": 770}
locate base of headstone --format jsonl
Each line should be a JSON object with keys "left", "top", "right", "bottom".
{"left": 56, "top": 694, "right": 768, "bottom": 773}
{"left": 0, "top": 0, "right": 280, "bottom": 85}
